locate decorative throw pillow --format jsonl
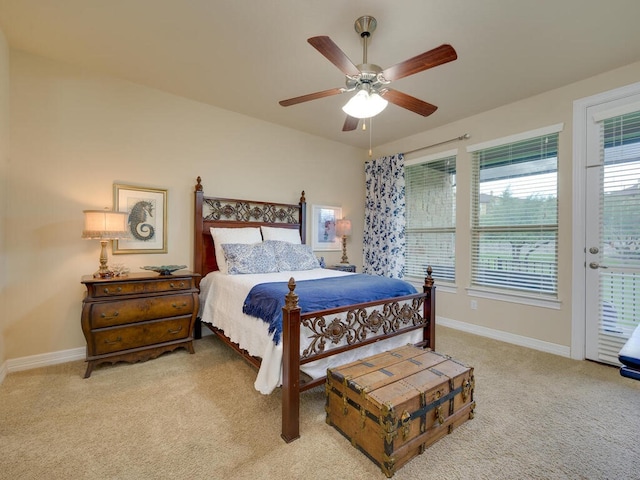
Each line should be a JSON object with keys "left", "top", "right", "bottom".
{"left": 221, "top": 242, "right": 278, "bottom": 275}
{"left": 210, "top": 227, "right": 262, "bottom": 274}
{"left": 266, "top": 240, "right": 320, "bottom": 271}
{"left": 260, "top": 226, "right": 302, "bottom": 244}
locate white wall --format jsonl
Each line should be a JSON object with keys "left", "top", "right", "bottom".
{"left": 4, "top": 50, "right": 365, "bottom": 362}
{"left": 378, "top": 60, "right": 640, "bottom": 354}
{"left": 0, "top": 27, "right": 9, "bottom": 373}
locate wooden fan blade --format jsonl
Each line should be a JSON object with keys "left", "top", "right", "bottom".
{"left": 382, "top": 89, "right": 438, "bottom": 117}
{"left": 308, "top": 36, "right": 361, "bottom": 77}
{"left": 279, "top": 87, "right": 344, "bottom": 107}
{"left": 342, "top": 115, "right": 359, "bottom": 131}
{"left": 381, "top": 44, "right": 457, "bottom": 82}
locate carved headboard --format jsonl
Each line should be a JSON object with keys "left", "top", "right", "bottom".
{"left": 193, "top": 176, "right": 307, "bottom": 278}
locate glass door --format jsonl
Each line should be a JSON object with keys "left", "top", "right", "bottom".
{"left": 585, "top": 100, "right": 640, "bottom": 364}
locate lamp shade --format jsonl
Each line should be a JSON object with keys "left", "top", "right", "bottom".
{"left": 82, "top": 209, "right": 129, "bottom": 240}
{"left": 336, "top": 219, "right": 352, "bottom": 237}
{"left": 342, "top": 90, "right": 388, "bottom": 119}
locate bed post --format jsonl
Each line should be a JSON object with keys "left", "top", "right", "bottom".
{"left": 299, "top": 191, "right": 306, "bottom": 244}
{"left": 281, "top": 278, "right": 301, "bottom": 443}
{"left": 423, "top": 266, "right": 436, "bottom": 351}
{"left": 194, "top": 177, "right": 204, "bottom": 339}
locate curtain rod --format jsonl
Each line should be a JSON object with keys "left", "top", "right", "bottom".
{"left": 403, "top": 133, "right": 471, "bottom": 155}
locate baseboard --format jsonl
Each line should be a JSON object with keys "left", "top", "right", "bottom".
{"left": 1, "top": 330, "right": 215, "bottom": 382}
{"left": 438, "top": 316, "right": 571, "bottom": 358}
{"left": 0, "top": 318, "right": 569, "bottom": 384}
{"left": 6, "top": 347, "right": 85, "bottom": 374}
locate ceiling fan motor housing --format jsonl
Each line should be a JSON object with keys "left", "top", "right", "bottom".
{"left": 346, "top": 64, "right": 388, "bottom": 95}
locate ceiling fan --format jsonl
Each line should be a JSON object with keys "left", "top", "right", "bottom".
{"left": 279, "top": 15, "right": 458, "bottom": 132}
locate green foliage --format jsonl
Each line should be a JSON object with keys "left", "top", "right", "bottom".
{"left": 480, "top": 187, "right": 557, "bottom": 227}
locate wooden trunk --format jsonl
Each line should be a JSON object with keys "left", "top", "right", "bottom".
{"left": 325, "top": 344, "right": 475, "bottom": 477}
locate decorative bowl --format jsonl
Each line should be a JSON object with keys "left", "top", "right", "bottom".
{"left": 111, "top": 263, "right": 130, "bottom": 277}
{"left": 140, "top": 265, "right": 187, "bottom": 276}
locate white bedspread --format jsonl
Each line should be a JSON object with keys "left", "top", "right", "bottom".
{"left": 198, "top": 268, "right": 422, "bottom": 394}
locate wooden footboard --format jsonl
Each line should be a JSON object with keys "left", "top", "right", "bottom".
{"left": 280, "top": 273, "right": 435, "bottom": 442}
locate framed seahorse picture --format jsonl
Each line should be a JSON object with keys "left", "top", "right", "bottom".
{"left": 112, "top": 184, "right": 168, "bottom": 254}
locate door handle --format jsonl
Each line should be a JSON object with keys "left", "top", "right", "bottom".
{"left": 589, "top": 262, "right": 608, "bottom": 269}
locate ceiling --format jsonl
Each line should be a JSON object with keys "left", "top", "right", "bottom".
{"left": 2, "top": 0, "right": 640, "bottom": 150}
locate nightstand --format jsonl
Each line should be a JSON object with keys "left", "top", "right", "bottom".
{"left": 81, "top": 271, "right": 200, "bottom": 378}
{"left": 327, "top": 264, "right": 356, "bottom": 273}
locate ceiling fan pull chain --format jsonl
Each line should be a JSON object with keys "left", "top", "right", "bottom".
{"left": 368, "top": 117, "right": 373, "bottom": 158}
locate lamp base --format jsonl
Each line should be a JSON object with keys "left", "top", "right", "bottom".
{"left": 340, "top": 236, "right": 349, "bottom": 264}
{"left": 93, "top": 240, "right": 114, "bottom": 278}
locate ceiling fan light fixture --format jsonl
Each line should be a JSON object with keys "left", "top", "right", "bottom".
{"left": 342, "top": 89, "right": 388, "bottom": 119}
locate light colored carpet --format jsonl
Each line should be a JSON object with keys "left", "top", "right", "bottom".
{"left": 1, "top": 326, "right": 639, "bottom": 480}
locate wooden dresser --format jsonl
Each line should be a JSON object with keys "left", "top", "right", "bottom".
{"left": 81, "top": 271, "right": 200, "bottom": 378}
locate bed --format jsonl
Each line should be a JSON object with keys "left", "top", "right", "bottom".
{"left": 619, "top": 323, "right": 640, "bottom": 381}
{"left": 193, "top": 176, "right": 436, "bottom": 442}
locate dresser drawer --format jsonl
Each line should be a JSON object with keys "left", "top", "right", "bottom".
{"left": 88, "top": 293, "right": 195, "bottom": 328}
{"left": 89, "top": 277, "right": 195, "bottom": 298}
{"left": 92, "top": 316, "right": 192, "bottom": 355}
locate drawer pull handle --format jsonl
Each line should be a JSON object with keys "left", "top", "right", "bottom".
{"left": 168, "top": 326, "right": 183, "bottom": 335}
{"left": 169, "top": 282, "right": 186, "bottom": 289}
{"left": 171, "top": 302, "right": 188, "bottom": 309}
{"left": 103, "top": 336, "right": 122, "bottom": 345}
{"left": 100, "top": 311, "right": 119, "bottom": 320}
{"left": 103, "top": 287, "right": 122, "bottom": 295}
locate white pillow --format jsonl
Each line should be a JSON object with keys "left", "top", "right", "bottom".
{"left": 210, "top": 227, "right": 262, "bottom": 274}
{"left": 260, "top": 226, "right": 302, "bottom": 244}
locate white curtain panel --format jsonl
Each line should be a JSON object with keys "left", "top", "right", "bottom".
{"left": 363, "top": 153, "right": 407, "bottom": 278}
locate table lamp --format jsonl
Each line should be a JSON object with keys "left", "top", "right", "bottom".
{"left": 335, "top": 218, "right": 352, "bottom": 264}
{"left": 82, "top": 209, "right": 129, "bottom": 278}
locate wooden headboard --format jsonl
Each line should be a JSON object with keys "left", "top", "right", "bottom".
{"left": 193, "top": 176, "right": 307, "bottom": 277}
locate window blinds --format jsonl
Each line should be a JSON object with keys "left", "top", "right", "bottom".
{"left": 596, "top": 111, "right": 640, "bottom": 364}
{"left": 470, "top": 133, "right": 559, "bottom": 295}
{"left": 405, "top": 155, "right": 456, "bottom": 282}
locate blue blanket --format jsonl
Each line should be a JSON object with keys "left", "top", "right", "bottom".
{"left": 242, "top": 274, "right": 418, "bottom": 345}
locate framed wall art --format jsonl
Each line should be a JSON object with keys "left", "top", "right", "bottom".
{"left": 113, "top": 184, "right": 167, "bottom": 254}
{"left": 311, "top": 205, "right": 342, "bottom": 251}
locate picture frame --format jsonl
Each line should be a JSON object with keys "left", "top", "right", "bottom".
{"left": 311, "top": 205, "right": 342, "bottom": 251}
{"left": 112, "top": 184, "right": 167, "bottom": 254}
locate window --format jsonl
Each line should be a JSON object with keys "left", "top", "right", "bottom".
{"left": 405, "top": 152, "right": 457, "bottom": 283}
{"left": 468, "top": 126, "right": 561, "bottom": 296}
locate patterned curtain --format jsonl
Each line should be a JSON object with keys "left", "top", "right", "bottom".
{"left": 363, "top": 153, "right": 406, "bottom": 278}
